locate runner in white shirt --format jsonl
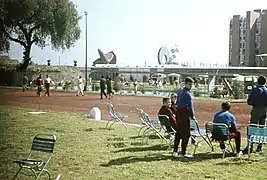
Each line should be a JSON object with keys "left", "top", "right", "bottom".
{"left": 45, "top": 75, "right": 52, "bottom": 96}
{"left": 76, "top": 75, "right": 84, "bottom": 96}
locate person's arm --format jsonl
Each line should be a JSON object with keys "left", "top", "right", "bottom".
{"left": 229, "top": 114, "right": 237, "bottom": 132}
{"left": 247, "top": 88, "right": 255, "bottom": 106}
{"left": 186, "top": 93, "right": 195, "bottom": 118}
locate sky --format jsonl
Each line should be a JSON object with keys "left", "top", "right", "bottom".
{"left": 8, "top": 0, "right": 267, "bottom": 67}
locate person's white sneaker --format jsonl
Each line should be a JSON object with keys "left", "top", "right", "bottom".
{"left": 237, "top": 151, "right": 243, "bottom": 158}
{"left": 173, "top": 152, "right": 178, "bottom": 158}
{"left": 183, "top": 154, "right": 194, "bottom": 158}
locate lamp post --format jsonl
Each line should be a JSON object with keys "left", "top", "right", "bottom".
{"left": 84, "top": 11, "right": 88, "bottom": 91}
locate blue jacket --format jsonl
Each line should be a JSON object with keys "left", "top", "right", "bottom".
{"left": 176, "top": 87, "right": 194, "bottom": 116}
{"left": 247, "top": 85, "right": 267, "bottom": 107}
{"left": 213, "top": 110, "right": 237, "bottom": 133}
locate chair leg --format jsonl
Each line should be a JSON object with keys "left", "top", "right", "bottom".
{"left": 248, "top": 141, "right": 251, "bottom": 159}
{"left": 42, "top": 169, "right": 51, "bottom": 180}
{"left": 29, "top": 168, "right": 37, "bottom": 179}
{"left": 138, "top": 126, "right": 146, "bottom": 136}
{"left": 202, "top": 135, "right": 213, "bottom": 151}
{"left": 206, "top": 136, "right": 214, "bottom": 152}
{"left": 12, "top": 167, "right": 23, "bottom": 180}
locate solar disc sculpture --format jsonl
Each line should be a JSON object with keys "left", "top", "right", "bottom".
{"left": 158, "top": 45, "right": 179, "bottom": 65}
{"left": 92, "top": 49, "right": 117, "bottom": 66}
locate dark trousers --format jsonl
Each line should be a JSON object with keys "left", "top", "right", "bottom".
{"left": 219, "top": 131, "right": 241, "bottom": 153}
{"left": 37, "top": 85, "right": 42, "bottom": 96}
{"left": 244, "top": 107, "right": 266, "bottom": 151}
{"left": 45, "top": 83, "right": 50, "bottom": 96}
{"left": 173, "top": 108, "right": 191, "bottom": 155}
{"left": 173, "top": 133, "right": 190, "bottom": 155}
{"left": 100, "top": 89, "right": 107, "bottom": 99}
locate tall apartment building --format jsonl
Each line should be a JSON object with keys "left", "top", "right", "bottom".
{"left": 229, "top": 9, "right": 267, "bottom": 67}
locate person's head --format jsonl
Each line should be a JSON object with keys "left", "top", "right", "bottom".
{"left": 101, "top": 75, "right": 104, "bottom": 79}
{"left": 221, "top": 101, "right": 231, "bottom": 111}
{"left": 257, "top": 76, "right": 266, "bottom": 86}
{"left": 79, "top": 75, "right": 82, "bottom": 79}
{"left": 46, "top": 75, "right": 49, "bottom": 78}
{"left": 39, "top": 74, "right": 41, "bottom": 78}
{"left": 162, "top": 97, "right": 171, "bottom": 107}
{"left": 184, "top": 77, "right": 194, "bottom": 90}
{"left": 170, "top": 93, "right": 177, "bottom": 104}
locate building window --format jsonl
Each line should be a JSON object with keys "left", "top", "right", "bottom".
{"left": 255, "top": 49, "right": 260, "bottom": 55}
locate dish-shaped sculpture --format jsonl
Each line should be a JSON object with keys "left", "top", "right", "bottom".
{"left": 92, "top": 49, "right": 117, "bottom": 66}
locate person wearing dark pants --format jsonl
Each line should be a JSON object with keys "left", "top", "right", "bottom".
{"left": 213, "top": 102, "right": 242, "bottom": 157}
{"left": 44, "top": 75, "right": 52, "bottom": 96}
{"left": 100, "top": 76, "right": 107, "bottom": 99}
{"left": 243, "top": 76, "right": 267, "bottom": 154}
{"left": 36, "top": 74, "right": 43, "bottom": 97}
{"left": 173, "top": 77, "right": 195, "bottom": 158}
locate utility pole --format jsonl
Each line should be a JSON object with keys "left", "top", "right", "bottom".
{"left": 84, "top": 11, "right": 88, "bottom": 91}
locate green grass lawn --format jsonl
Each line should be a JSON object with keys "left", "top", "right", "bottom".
{"left": 0, "top": 108, "right": 266, "bottom": 180}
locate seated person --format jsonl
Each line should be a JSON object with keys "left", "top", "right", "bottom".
{"left": 158, "top": 97, "right": 177, "bottom": 132}
{"left": 170, "top": 93, "right": 177, "bottom": 114}
{"left": 213, "top": 102, "right": 242, "bottom": 156}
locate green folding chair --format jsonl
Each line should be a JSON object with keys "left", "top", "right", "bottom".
{"left": 247, "top": 123, "right": 267, "bottom": 159}
{"left": 13, "top": 134, "right": 56, "bottom": 180}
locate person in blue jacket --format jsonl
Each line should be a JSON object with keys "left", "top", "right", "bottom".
{"left": 173, "top": 77, "right": 195, "bottom": 158}
{"left": 213, "top": 102, "right": 242, "bottom": 156}
{"left": 243, "top": 76, "right": 267, "bottom": 153}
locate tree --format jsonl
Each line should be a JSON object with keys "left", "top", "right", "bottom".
{"left": 0, "top": 0, "right": 81, "bottom": 71}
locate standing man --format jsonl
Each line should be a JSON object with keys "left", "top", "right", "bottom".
{"left": 44, "top": 75, "right": 52, "bottom": 96}
{"left": 173, "top": 77, "right": 195, "bottom": 158}
{"left": 36, "top": 74, "right": 43, "bottom": 97}
{"left": 106, "top": 77, "right": 113, "bottom": 99}
{"left": 100, "top": 75, "right": 107, "bottom": 99}
{"left": 243, "top": 76, "right": 267, "bottom": 153}
{"left": 133, "top": 79, "right": 138, "bottom": 95}
{"left": 76, "top": 75, "right": 84, "bottom": 96}
{"left": 22, "top": 74, "right": 29, "bottom": 92}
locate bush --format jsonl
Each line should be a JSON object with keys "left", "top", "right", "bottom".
{"left": 231, "top": 80, "right": 246, "bottom": 99}
{"left": 92, "top": 82, "right": 100, "bottom": 91}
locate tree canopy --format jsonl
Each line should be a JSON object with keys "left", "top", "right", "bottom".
{"left": 0, "top": 0, "right": 81, "bottom": 71}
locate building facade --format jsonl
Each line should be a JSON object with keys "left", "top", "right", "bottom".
{"left": 229, "top": 9, "right": 267, "bottom": 67}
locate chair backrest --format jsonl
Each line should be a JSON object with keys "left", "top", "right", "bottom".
{"left": 107, "top": 103, "right": 115, "bottom": 115}
{"left": 140, "top": 111, "right": 150, "bottom": 124}
{"left": 157, "top": 115, "right": 171, "bottom": 127}
{"left": 206, "top": 122, "right": 229, "bottom": 141}
{"left": 31, "top": 134, "right": 56, "bottom": 153}
{"left": 190, "top": 119, "right": 199, "bottom": 131}
{"left": 205, "top": 122, "right": 214, "bottom": 134}
{"left": 248, "top": 124, "right": 267, "bottom": 137}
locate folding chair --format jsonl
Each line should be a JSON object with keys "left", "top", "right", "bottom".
{"left": 190, "top": 119, "right": 213, "bottom": 155}
{"left": 106, "top": 102, "right": 128, "bottom": 129}
{"left": 137, "top": 109, "right": 167, "bottom": 144}
{"left": 157, "top": 115, "right": 176, "bottom": 147}
{"left": 13, "top": 134, "right": 56, "bottom": 180}
{"left": 247, "top": 123, "right": 267, "bottom": 159}
{"left": 205, "top": 122, "right": 234, "bottom": 158}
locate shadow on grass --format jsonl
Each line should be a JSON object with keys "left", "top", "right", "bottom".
{"left": 216, "top": 156, "right": 267, "bottom": 165}
{"left": 101, "top": 154, "right": 171, "bottom": 167}
{"left": 107, "top": 142, "right": 128, "bottom": 148}
{"left": 113, "top": 144, "right": 169, "bottom": 153}
{"left": 98, "top": 127, "right": 114, "bottom": 131}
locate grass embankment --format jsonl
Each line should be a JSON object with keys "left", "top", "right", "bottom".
{"left": 0, "top": 108, "right": 266, "bottom": 180}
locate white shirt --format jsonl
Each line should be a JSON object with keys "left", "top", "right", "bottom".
{"left": 45, "top": 77, "right": 52, "bottom": 84}
{"left": 78, "top": 78, "right": 83, "bottom": 85}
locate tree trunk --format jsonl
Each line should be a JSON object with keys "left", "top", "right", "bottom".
{"left": 18, "top": 45, "right": 32, "bottom": 71}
